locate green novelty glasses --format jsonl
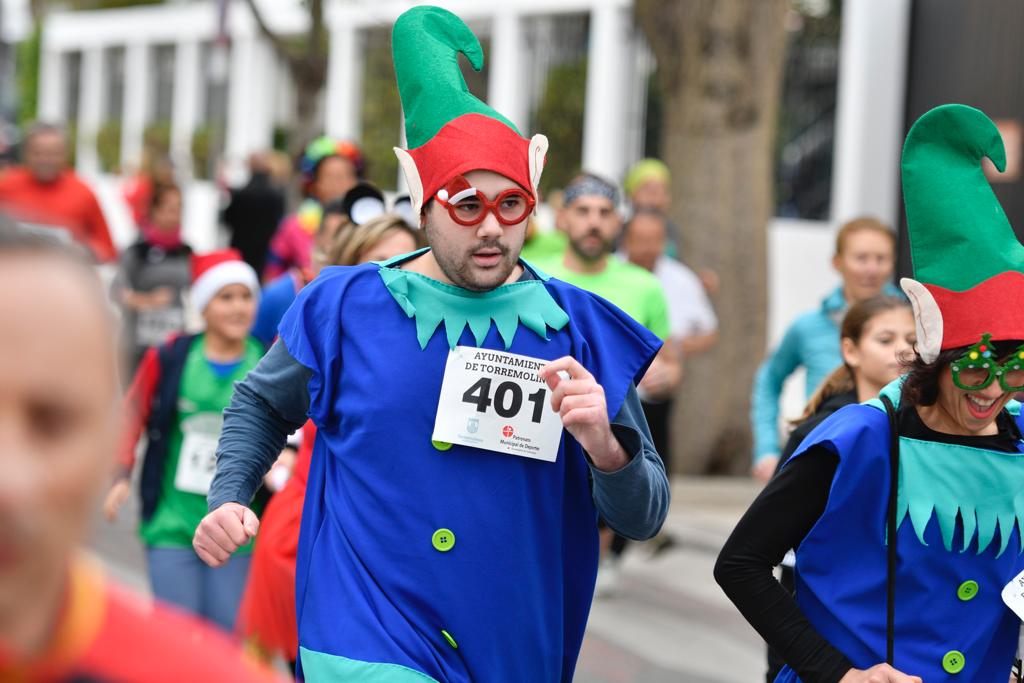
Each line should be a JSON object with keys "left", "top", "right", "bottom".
{"left": 951, "top": 334, "right": 1024, "bottom": 392}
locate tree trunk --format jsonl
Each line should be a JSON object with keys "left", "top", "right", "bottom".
{"left": 636, "top": 0, "right": 789, "bottom": 474}
{"left": 292, "top": 77, "right": 321, "bottom": 160}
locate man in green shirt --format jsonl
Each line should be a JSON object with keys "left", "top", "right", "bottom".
{"left": 532, "top": 173, "right": 681, "bottom": 594}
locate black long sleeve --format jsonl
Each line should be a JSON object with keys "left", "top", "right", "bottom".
{"left": 714, "top": 448, "right": 853, "bottom": 682}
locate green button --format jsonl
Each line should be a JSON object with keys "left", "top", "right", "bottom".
{"left": 942, "top": 650, "right": 965, "bottom": 674}
{"left": 431, "top": 440, "right": 453, "bottom": 451}
{"left": 441, "top": 629, "right": 458, "bottom": 649}
{"left": 957, "top": 580, "right": 979, "bottom": 601}
{"left": 432, "top": 528, "right": 455, "bottom": 552}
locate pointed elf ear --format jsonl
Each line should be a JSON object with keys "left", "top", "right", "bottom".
{"left": 901, "top": 277, "right": 943, "bottom": 363}
{"left": 528, "top": 134, "right": 549, "bottom": 210}
{"left": 394, "top": 147, "right": 424, "bottom": 216}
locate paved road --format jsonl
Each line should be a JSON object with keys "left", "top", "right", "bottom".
{"left": 88, "top": 476, "right": 766, "bottom": 682}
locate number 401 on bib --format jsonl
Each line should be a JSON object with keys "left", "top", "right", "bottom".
{"left": 432, "top": 346, "right": 565, "bottom": 462}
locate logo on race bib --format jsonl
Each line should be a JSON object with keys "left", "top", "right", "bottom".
{"left": 467, "top": 417, "right": 479, "bottom": 434}
{"left": 502, "top": 425, "right": 514, "bottom": 438}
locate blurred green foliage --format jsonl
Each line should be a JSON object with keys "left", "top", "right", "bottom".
{"left": 144, "top": 120, "right": 171, "bottom": 159}
{"left": 16, "top": 24, "right": 41, "bottom": 125}
{"left": 533, "top": 59, "right": 586, "bottom": 194}
{"left": 359, "top": 27, "right": 401, "bottom": 190}
{"left": 96, "top": 119, "right": 121, "bottom": 172}
{"left": 191, "top": 124, "right": 213, "bottom": 179}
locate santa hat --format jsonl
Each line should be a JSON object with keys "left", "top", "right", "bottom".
{"left": 900, "top": 104, "right": 1024, "bottom": 361}
{"left": 391, "top": 6, "right": 548, "bottom": 215}
{"left": 191, "top": 249, "right": 260, "bottom": 313}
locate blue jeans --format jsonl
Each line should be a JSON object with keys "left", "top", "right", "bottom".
{"left": 146, "top": 546, "right": 251, "bottom": 632}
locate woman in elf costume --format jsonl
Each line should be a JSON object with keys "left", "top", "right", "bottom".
{"left": 717, "top": 104, "right": 1024, "bottom": 682}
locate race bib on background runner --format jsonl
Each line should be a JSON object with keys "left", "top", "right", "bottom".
{"left": 174, "top": 413, "right": 222, "bottom": 495}
{"left": 136, "top": 306, "right": 185, "bottom": 347}
{"left": 433, "top": 346, "right": 564, "bottom": 462}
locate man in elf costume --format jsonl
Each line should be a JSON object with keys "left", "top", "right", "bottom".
{"left": 194, "top": 6, "right": 669, "bottom": 682}
{"left": 717, "top": 104, "right": 1024, "bottom": 682}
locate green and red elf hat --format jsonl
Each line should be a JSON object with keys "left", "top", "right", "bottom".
{"left": 391, "top": 6, "right": 548, "bottom": 215}
{"left": 900, "top": 104, "right": 1024, "bottom": 362}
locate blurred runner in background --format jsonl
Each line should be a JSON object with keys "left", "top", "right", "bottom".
{"left": 530, "top": 173, "right": 679, "bottom": 595}
{"left": 0, "top": 122, "right": 115, "bottom": 262}
{"left": 222, "top": 151, "right": 286, "bottom": 276}
{"left": 263, "top": 137, "right": 363, "bottom": 281}
{"left": 750, "top": 217, "right": 899, "bottom": 483}
{"left": 105, "top": 249, "right": 265, "bottom": 632}
{"left": 111, "top": 183, "right": 193, "bottom": 374}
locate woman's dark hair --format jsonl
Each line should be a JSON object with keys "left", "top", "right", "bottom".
{"left": 795, "top": 295, "right": 911, "bottom": 423}
{"left": 902, "top": 338, "right": 1024, "bottom": 406}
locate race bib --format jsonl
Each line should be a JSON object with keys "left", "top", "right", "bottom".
{"left": 136, "top": 306, "right": 184, "bottom": 347}
{"left": 174, "top": 413, "right": 222, "bottom": 495}
{"left": 1003, "top": 568, "right": 1024, "bottom": 622}
{"left": 432, "top": 346, "right": 563, "bottom": 462}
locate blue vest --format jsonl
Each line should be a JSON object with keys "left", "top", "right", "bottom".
{"left": 278, "top": 261, "right": 660, "bottom": 682}
{"left": 777, "top": 384, "right": 1024, "bottom": 682}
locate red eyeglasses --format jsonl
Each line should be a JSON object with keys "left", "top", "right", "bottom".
{"left": 436, "top": 188, "right": 535, "bottom": 226}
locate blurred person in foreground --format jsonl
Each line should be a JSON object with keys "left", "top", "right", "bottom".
{"left": 0, "top": 122, "right": 115, "bottom": 262}
{"left": 0, "top": 219, "right": 278, "bottom": 681}
{"left": 111, "top": 183, "right": 193, "bottom": 373}
{"left": 237, "top": 213, "right": 424, "bottom": 671}
{"left": 750, "top": 216, "right": 900, "bottom": 483}
{"left": 192, "top": 7, "right": 667, "bottom": 680}
{"left": 222, "top": 151, "right": 286, "bottom": 276}
{"left": 532, "top": 173, "right": 679, "bottom": 593}
{"left": 263, "top": 137, "right": 364, "bottom": 281}
{"left": 104, "top": 249, "right": 265, "bottom": 632}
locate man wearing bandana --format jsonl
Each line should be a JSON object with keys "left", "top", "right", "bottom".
{"left": 192, "top": 6, "right": 669, "bottom": 682}
{"left": 533, "top": 173, "right": 680, "bottom": 591}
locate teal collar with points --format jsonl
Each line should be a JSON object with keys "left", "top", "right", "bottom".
{"left": 867, "top": 379, "right": 1024, "bottom": 556}
{"left": 377, "top": 248, "right": 570, "bottom": 350}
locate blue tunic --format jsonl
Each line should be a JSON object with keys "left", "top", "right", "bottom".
{"left": 777, "top": 383, "right": 1024, "bottom": 682}
{"left": 277, "top": 259, "right": 662, "bottom": 681}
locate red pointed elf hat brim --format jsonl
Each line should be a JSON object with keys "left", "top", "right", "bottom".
{"left": 903, "top": 271, "right": 1024, "bottom": 361}
{"left": 394, "top": 113, "right": 547, "bottom": 215}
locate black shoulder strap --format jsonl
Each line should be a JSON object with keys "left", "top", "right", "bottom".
{"left": 879, "top": 394, "right": 900, "bottom": 665}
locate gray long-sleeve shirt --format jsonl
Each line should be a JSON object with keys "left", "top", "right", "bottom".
{"left": 209, "top": 340, "right": 670, "bottom": 540}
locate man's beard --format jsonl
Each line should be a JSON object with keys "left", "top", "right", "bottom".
{"left": 568, "top": 229, "right": 613, "bottom": 263}
{"left": 424, "top": 223, "right": 519, "bottom": 292}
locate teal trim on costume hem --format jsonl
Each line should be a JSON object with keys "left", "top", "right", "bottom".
{"left": 298, "top": 647, "right": 440, "bottom": 682}
{"left": 377, "top": 248, "right": 570, "bottom": 350}
{"left": 865, "top": 377, "right": 1024, "bottom": 556}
